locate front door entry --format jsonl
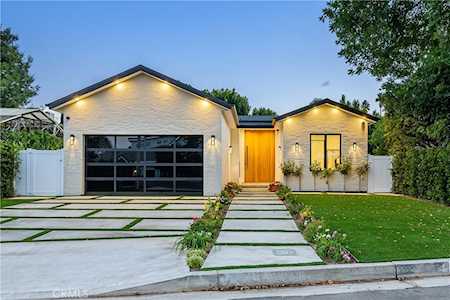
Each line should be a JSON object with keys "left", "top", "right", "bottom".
{"left": 244, "top": 130, "right": 275, "bottom": 183}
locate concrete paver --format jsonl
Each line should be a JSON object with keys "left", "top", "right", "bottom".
{"left": 0, "top": 218, "right": 133, "bottom": 230}
{"left": 127, "top": 199, "right": 206, "bottom": 204}
{"left": 163, "top": 204, "right": 204, "bottom": 210}
{"left": 229, "top": 204, "right": 286, "bottom": 210}
{"left": 93, "top": 209, "right": 203, "bottom": 219}
{"left": 203, "top": 245, "right": 322, "bottom": 268}
{"left": 6, "top": 203, "right": 62, "bottom": 209}
{"left": 34, "top": 230, "right": 185, "bottom": 240}
{"left": 216, "top": 231, "right": 307, "bottom": 244}
{"left": 226, "top": 210, "right": 291, "bottom": 219}
{"left": 0, "top": 229, "right": 42, "bottom": 242}
{"left": 37, "top": 199, "right": 125, "bottom": 204}
{"left": 132, "top": 219, "right": 193, "bottom": 230}
{"left": 232, "top": 200, "right": 283, "bottom": 204}
{"left": 58, "top": 203, "right": 160, "bottom": 210}
{"left": 0, "top": 209, "right": 94, "bottom": 218}
{"left": 221, "top": 219, "right": 299, "bottom": 231}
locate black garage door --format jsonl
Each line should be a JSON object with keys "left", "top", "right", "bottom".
{"left": 85, "top": 135, "right": 203, "bottom": 195}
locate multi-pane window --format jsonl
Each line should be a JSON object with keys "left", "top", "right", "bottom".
{"left": 85, "top": 135, "right": 203, "bottom": 194}
{"left": 310, "top": 134, "right": 341, "bottom": 169}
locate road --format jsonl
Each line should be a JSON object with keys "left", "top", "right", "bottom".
{"left": 89, "top": 276, "right": 450, "bottom": 300}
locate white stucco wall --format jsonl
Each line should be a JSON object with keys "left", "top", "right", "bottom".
{"left": 58, "top": 73, "right": 230, "bottom": 196}
{"left": 280, "top": 104, "right": 369, "bottom": 191}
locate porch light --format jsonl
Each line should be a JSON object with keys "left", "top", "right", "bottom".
{"left": 353, "top": 142, "right": 357, "bottom": 151}
{"left": 115, "top": 81, "right": 124, "bottom": 90}
{"left": 295, "top": 142, "right": 300, "bottom": 152}
{"left": 210, "top": 135, "right": 216, "bottom": 146}
{"left": 70, "top": 134, "right": 75, "bottom": 145}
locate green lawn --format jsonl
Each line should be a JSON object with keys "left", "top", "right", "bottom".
{"left": 294, "top": 194, "right": 450, "bottom": 262}
{"left": 0, "top": 199, "right": 36, "bottom": 208}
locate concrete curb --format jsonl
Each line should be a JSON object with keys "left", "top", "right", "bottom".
{"left": 98, "top": 258, "right": 450, "bottom": 298}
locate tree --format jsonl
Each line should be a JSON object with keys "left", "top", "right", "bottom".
{"left": 203, "top": 88, "right": 250, "bottom": 115}
{"left": 252, "top": 107, "right": 277, "bottom": 116}
{"left": 368, "top": 118, "right": 388, "bottom": 155}
{"left": 322, "top": 1, "right": 449, "bottom": 149}
{"left": 321, "top": 1, "right": 448, "bottom": 79}
{"left": 339, "top": 94, "right": 370, "bottom": 113}
{"left": 0, "top": 27, "right": 39, "bottom": 108}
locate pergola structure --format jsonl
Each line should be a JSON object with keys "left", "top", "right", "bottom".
{"left": 0, "top": 108, "right": 63, "bottom": 136}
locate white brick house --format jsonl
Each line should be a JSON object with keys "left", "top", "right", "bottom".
{"left": 47, "top": 65, "right": 378, "bottom": 196}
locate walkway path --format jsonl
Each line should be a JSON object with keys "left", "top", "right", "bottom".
{"left": 202, "top": 189, "right": 322, "bottom": 269}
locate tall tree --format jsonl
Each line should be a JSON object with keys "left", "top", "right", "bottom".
{"left": 203, "top": 88, "right": 250, "bottom": 115}
{"left": 322, "top": 1, "right": 449, "bottom": 148}
{"left": 339, "top": 94, "right": 371, "bottom": 113}
{"left": 252, "top": 107, "right": 277, "bottom": 116}
{"left": 0, "top": 27, "right": 39, "bottom": 108}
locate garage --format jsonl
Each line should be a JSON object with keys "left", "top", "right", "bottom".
{"left": 85, "top": 135, "right": 203, "bottom": 195}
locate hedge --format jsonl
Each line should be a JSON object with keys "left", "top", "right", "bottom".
{"left": 392, "top": 147, "right": 449, "bottom": 204}
{"left": 0, "top": 130, "right": 63, "bottom": 198}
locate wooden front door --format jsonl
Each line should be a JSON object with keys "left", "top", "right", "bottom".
{"left": 245, "top": 130, "right": 275, "bottom": 183}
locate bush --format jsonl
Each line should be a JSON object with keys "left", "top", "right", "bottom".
{"left": 190, "top": 218, "right": 220, "bottom": 232}
{"left": 392, "top": 147, "right": 449, "bottom": 204}
{"left": 276, "top": 185, "right": 291, "bottom": 200}
{"left": 0, "top": 142, "right": 20, "bottom": 197}
{"left": 285, "top": 196, "right": 304, "bottom": 216}
{"left": 187, "top": 255, "right": 204, "bottom": 269}
{"left": 303, "top": 219, "right": 325, "bottom": 242}
{"left": 175, "top": 231, "right": 213, "bottom": 251}
{"left": 224, "top": 182, "right": 241, "bottom": 195}
{"left": 218, "top": 190, "right": 232, "bottom": 204}
{"left": 315, "top": 233, "right": 347, "bottom": 262}
{"left": 187, "top": 249, "right": 207, "bottom": 259}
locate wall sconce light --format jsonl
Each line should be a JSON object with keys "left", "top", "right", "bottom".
{"left": 70, "top": 134, "right": 75, "bottom": 145}
{"left": 295, "top": 142, "right": 300, "bottom": 152}
{"left": 210, "top": 135, "right": 216, "bottom": 146}
{"left": 352, "top": 142, "right": 357, "bottom": 151}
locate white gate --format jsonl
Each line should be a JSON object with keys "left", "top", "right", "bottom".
{"left": 15, "top": 149, "right": 64, "bottom": 196}
{"left": 368, "top": 155, "right": 392, "bottom": 193}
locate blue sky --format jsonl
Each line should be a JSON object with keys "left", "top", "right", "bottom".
{"left": 2, "top": 1, "right": 381, "bottom": 114}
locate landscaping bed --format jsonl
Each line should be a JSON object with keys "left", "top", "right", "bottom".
{"left": 175, "top": 183, "right": 240, "bottom": 269}
{"left": 289, "top": 194, "right": 450, "bottom": 262}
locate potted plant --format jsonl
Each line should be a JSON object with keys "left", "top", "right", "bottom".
{"left": 320, "top": 168, "right": 335, "bottom": 191}
{"left": 356, "top": 161, "right": 369, "bottom": 192}
{"left": 336, "top": 157, "right": 352, "bottom": 191}
{"left": 310, "top": 161, "right": 322, "bottom": 191}
{"left": 280, "top": 161, "right": 302, "bottom": 191}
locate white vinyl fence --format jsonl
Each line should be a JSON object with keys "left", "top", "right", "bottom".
{"left": 368, "top": 155, "right": 392, "bottom": 193}
{"left": 15, "top": 149, "right": 64, "bottom": 196}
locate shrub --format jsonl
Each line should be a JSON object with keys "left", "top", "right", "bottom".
{"left": 276, "top": 184, "right": 291, "bottom": 200}
{"left": 392, "top": 147, "right": 449, "bottom": 204}
{"left": 315, "top": 233, "right": 346, "bottom": 262}
{"left": 187, "top": 255, "right": 204, "bottom": 269}
{"left": 203, "top": 198, "right": 222, "bottom": 219}
{"left": 269, "top": 181, "right": 281, "bottom": 192}
{"left": 190, "top": 218, "right": 220, "bottom": 232}
{"left": 218, "top": 190, "right": 232, "bottom": 204}
{"left": 281, "top": 161, "right": 303, "bottom": 176}
{"left": 303, "top": 219, "right": 325, "bottom": 242}
{"left": 224, "top": 182, "right": 241, "bottom": 194}
{"left": 285, "top": 196, "right": 304, "bottom": 216}
{"left": 175, "top": 231, "right": 213, "bottom": 251}
{"left": 336, "top": 157, "right": 351, "bottom": 175}
{"left": 0, "top": 130, "right": 63, "bottom": 197}
{"left": 298, "top": 205, "right": 314, "bottom": 228}
{"left": 187, "top": 249, "right": 207, "bottom": 259}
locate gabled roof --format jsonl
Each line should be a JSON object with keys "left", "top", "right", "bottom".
{"left": 238, "top": 115, "right": 274, "bottom": 128}
{"left": 46, "top": 65, "right": 234, "bottom": 110}
{"left": 275, "top": 98, "right": 379, "bottom": 122}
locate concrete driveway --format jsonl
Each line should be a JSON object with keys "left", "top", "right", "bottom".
{"left": 0, "top": 196, "right": 206, "bottom": 299}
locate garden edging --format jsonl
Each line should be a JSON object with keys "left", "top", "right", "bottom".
{"left": 98, "top": 258, "right": 450, "bottom": 298}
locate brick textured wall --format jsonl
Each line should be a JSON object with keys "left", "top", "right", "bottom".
{"left": 280, "top": 104, "right": 369, "bottom": 191}
{"left": 58, "top": 73, "right": 227, "bottom": 195}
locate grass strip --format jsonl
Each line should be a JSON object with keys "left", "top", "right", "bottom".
{"left": 23, "top": 229, "right": 51, "bottom": 241}
{"left": 80, "top": 209, "right": 102, "bottom": 218}
{"left": 155, "top": 203, "right": 168, "bottom": 210}
{"left": 0, "top": 217, "right": 17, "bottom": 224}
{"left": 200, "top": 261, "right": 325, "bottom": 271}
{"left": 51, "top": 203, "right": 68, "bottom": 209}
{"left": 122, "top": 218, "right": 143, "bottom": 230}
{"left": 0, "top": 199, "right": 37, "bottom": 208}
{"left": 0, "top": 227, "right": 187, "bottom": 232}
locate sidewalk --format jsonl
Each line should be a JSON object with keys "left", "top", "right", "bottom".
{"left": 202, "top": 191, "right": 322, "bottom": 269}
